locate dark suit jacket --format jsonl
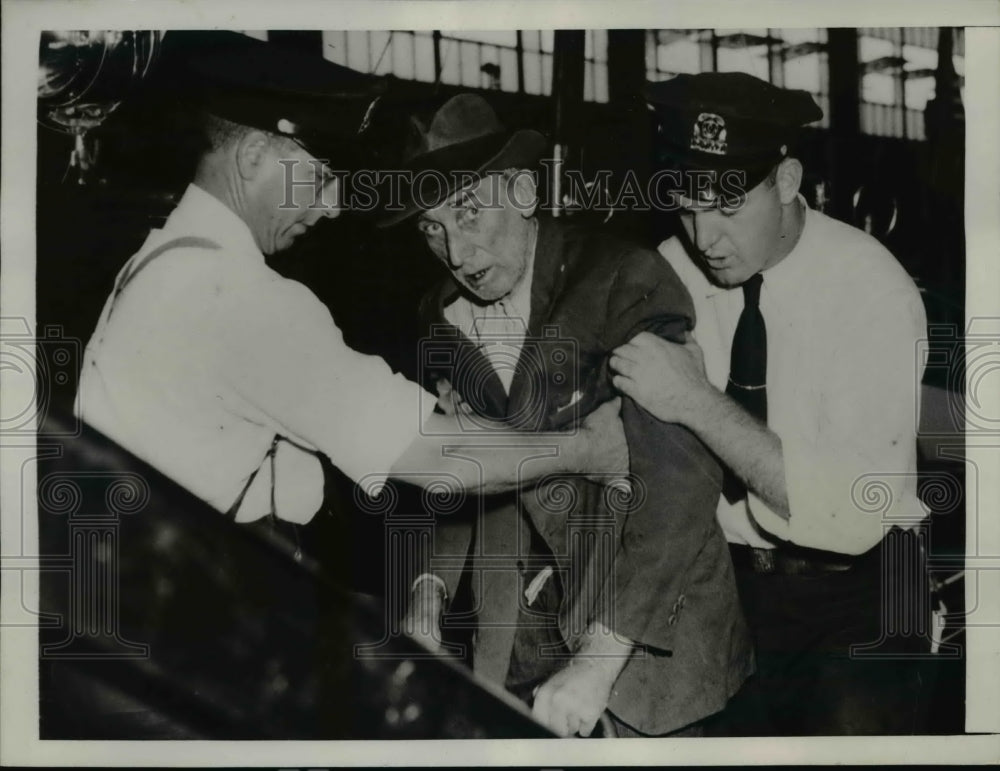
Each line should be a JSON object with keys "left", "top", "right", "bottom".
{"left": 417, "top": 216, "right": 752, "bottom": 734}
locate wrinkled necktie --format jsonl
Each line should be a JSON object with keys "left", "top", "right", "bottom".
{"left": 722, "top": 272, "right": 766, "bottom": 503}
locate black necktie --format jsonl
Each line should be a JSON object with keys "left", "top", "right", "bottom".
{"left": 722, "top": 272, "right": 767, "bottom": 503}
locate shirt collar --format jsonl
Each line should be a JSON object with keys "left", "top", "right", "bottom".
{"left": 164, "top": 183, "right": 264, "bottom": 262}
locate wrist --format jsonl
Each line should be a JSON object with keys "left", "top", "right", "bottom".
{"left": 569, "top": 650, "right": 628, "bottom": 692}
{"left": 684, "top": 384, "right": 727, "bottom": 433}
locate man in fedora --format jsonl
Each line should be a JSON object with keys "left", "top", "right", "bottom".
{"left": 77, "top": 33, "right": 627, "bottom": 534}
{"left": 611, "top": 72, "right": 932, "bottom": 734}
{"left": 388, "top": 93, "right": 753, "bottom": 737}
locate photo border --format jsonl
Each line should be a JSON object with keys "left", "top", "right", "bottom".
{"left": 3, "top": 0, "right": 999, "bottom": 766}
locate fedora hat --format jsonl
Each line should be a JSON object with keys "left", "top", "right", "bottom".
{"left": 378, "top": 93, "right": 547, "bottom": 227}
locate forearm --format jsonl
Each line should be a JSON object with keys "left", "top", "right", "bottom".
{"left": 685, "top": 387, "right": 791, "bottom": 519}
{"left": 390, "top": 412, "right": 593, "bottom": 495}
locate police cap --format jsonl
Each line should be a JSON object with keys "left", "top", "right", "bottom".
{"left": 645, "top": 71, "right": 822, "bottom": 201}
{"left": 171, "top": 30, "right": 382, "bottom": 168}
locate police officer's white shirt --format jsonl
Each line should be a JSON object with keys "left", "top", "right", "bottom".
{"left": 660, "top": 197, "right": 929, "bottom": 555}
{"left": 78, "top": 183, "right": 435, "bottom": 524}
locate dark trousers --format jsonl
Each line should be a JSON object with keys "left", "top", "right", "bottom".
{"left": 711, "top": 528, "right": 935, "bottom": 736}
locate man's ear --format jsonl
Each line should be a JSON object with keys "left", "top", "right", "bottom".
{"left": 774, "top": 156, "right": 803, "bottom": 205}
{"left": 234, "top": 130, "right": 271, "bottom": 181}
{"left": 508, "top": 169, "right": 539, "bottom": 218}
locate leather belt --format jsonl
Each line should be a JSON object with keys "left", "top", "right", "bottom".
{"left": 728, "top": 542, "right": 858, "bottom": 576}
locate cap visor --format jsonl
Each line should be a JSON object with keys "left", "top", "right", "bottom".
{"left": 654, "top": 148, "right": 776, "bottom": 206}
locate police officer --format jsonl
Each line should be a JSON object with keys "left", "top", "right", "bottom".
{"left": 611, "top": 72, "right": 932, "bottom": 735}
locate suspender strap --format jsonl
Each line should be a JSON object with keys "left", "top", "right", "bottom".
{"left": 225, "top": 434, "right": 281, "bottom": 521}
{"left": 108, "top": 236, "right": 220, "bottom": 319}
{"left": 226, "top": 434, "right": 304, "bottom": 563}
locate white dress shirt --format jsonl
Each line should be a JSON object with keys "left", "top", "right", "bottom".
{"left": 660, "top": 198, "right": 928, "bottom": 554}
{"left": 78, "top": 184, "right": 434, "bottom": 523}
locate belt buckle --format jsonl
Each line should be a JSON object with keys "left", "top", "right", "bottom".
{"left": 752, "top": 548, "right": 776, "bottom": 574}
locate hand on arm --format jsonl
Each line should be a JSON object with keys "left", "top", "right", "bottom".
{"left": 434, "top": 378, "right": 472, "bottom": 416}
{"left": 390, "top": 397, "right": 629, "bottom": 496}
{"left": 224, "top": 288, "right": 626, "bottom": 500}
{"left": 610, "top": 331, "right": 790, "bottom": 519}
{"left": 531, "top": 622, "right": 633, "bottom": 737}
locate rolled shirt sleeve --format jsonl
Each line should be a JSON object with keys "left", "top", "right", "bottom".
{"left": 747, "top": 286, "right": 929, "bottom": 554}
